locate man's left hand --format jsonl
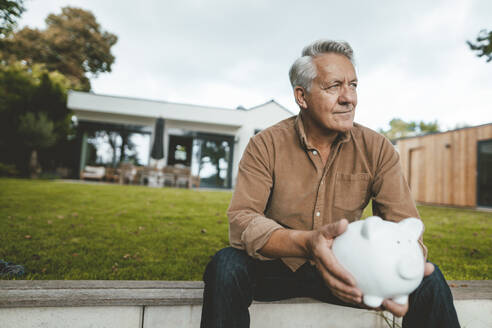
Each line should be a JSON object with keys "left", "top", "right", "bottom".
{"left": 379, "top": 262, "right": 434, "bottom": 317}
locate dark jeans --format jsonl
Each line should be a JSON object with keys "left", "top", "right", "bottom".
{"left": 200, "top": 247, "right": 460, "bottom": 328}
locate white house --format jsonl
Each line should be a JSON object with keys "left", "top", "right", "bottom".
{"left": 67, "top": 91, "right": 295, "bottom": 188}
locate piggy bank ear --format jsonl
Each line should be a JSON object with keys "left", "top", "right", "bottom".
{"left": 361, "top": 216, "right": 383, "bottom": 240}
{"left": 398, "top": 218, "right": 424, "bottom": 240}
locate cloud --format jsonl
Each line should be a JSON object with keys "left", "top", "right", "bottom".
{"left": 18, "top": 0, "right": 492, "bottom": 130}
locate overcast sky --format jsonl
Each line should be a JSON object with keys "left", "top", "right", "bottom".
{"left": 18, "top": 0, "right": 491, "bottom": 131}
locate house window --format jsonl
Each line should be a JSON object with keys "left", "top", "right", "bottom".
{"left": 174, "top": 145, "right": 187, "bottom": 161}
{"left": 79, "top": 121, "right": 151, "bottom": 168}
{"left": 168, "top": 135, "right": 193, "bottom": 166}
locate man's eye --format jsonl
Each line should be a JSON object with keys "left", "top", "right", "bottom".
{"left": 350, "top": 83, "right": 358, "bottom": 89}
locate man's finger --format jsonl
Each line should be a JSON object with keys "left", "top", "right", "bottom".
{"left": 331, "top": 287, "right": 362, "bottom": 304}
{"left": 424, "top": 262, "right": 434, "bottom": 276}
{"left": 316, "top": 246, "right": 357, "bottom": 287}
{"left": 382, "top": 300, "right": 409, "bottom": 318}
{"left": 320, "top": 218, "right": 349, "bottom": 239}
{"left": 327, "top": 277, "right": 362, "bottom": 300}
{"left": 316, "top": 262, "right": 362, "bottom": 299}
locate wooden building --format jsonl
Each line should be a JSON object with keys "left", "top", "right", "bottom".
{"left": 396, "top": 123, "right": 492, "bottom": 208}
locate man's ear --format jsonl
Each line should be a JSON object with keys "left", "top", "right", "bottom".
{"left": 294, "top": 86, "right": 308, "bottom": 109}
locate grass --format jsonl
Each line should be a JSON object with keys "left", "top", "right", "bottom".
{"left": 417, "top": 205, "right": 491, "bottom": 280}
{"left": 0, "top": 178, "right": 231, "bottom": 280}
{"left": 0, "top": 178, "right": 490, "bottom": 280}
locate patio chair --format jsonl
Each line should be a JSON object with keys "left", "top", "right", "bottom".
{"left": 174, "top": 165, "right": 192, "bottom": 188}
{"left": 132, "top": 166, "right": 144, "bottom": 185}
{"left": 104, "top": 167, "right": 119, "bottom": 183}
{"left": 191, "top": 175, "right": 201, "bottom": 188}
{"left": 118, "top": 163, "right": 136, "bottom": 184}
{"left": 141, "top": 166, "right": 164, "bottom": 187}
{"left": 80, "top": 166, "right": 106, "bottom": 181}
{"left": 162, "top": 166, "right": 176, "bottom": 187}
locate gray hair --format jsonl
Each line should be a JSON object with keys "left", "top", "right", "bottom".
{"left": 289, "top": 39, "right": 354, "bottom": 92}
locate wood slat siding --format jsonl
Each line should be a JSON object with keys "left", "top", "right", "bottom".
{"left": 397, "top": 124, "right": 492, "bottom": 207}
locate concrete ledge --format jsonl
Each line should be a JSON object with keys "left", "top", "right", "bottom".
{"left": 1, "top": 280, "right": 491, "bottom": 328}
{"left": 2, "top": 280, "right": 490, "bottom": 307}
{"left": 0, "top": 281, "right": 204, "bottom": 307}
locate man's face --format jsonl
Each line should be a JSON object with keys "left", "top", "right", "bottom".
{"left": 297, "top": 53, "right": 358, "bottom": 133}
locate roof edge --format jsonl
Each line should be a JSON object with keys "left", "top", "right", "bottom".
{"left": 246, "top": 99, "right": 296, "bottom": 115}
{"left": 68, "top": 90, "right": 297, "bottom": 116}
{"left": 394, "top": 122, "right": 492, "bottom": 142}
{"left": 68, "top": 90, "right": 236, "bottom": 112}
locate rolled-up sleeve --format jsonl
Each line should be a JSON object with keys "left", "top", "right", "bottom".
{"left": 228, "top": 135, "right": 283, "bottom": 260}
{"left": 371, "top": 136, "right": 428, "bottom": 259}
{"left": 371, "top": 137, "right": 419, "bottom": 221}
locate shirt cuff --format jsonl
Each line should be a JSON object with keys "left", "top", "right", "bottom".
{"left": 241, "top": 216, "right": 284, "bottom": 260}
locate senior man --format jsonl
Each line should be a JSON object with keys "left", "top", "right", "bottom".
{"left": 200, "top": 40, "right": 460, "bottom": 328}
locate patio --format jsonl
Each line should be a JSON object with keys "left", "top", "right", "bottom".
{"left": 80, "top": 164, "right": 200, "bottom": 188}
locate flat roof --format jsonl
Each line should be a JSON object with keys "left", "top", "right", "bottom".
{"left": 67, "top": 91, "right": 293, "bottom": 128}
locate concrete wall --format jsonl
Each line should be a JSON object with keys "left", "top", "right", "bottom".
{"left": 1, "top": 280, "right": 491, "bottom": 328}
{"left": 1, "top": 306, "right": 143, "bottom": 328}
{"left": 2, "top": 300, "right": 491, "bottom": 328}
{"left": 232, "top": 101, "right": 295, "bottom": 185}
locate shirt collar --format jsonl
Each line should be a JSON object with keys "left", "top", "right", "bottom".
{"left": 295, "top": 114, "right": 352, "bottom": 151}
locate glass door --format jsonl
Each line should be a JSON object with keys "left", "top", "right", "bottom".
{"left": 191, "top": 133, "right": 234, "bottom": 189}
{"left": 477, "top": 139, "right": 492, "bottom": 207}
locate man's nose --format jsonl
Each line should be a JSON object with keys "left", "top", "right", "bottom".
{"left": 338, "top": 84, "right": 356, "bottom": 105}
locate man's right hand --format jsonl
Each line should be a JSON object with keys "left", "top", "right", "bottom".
{"left": 306, "top": 219, "right": 363, "bottom": 304}
{"left": 258, "top": 218, "right": 363, "bottom": 304}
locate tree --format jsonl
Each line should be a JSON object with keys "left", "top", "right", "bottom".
{"left": 378, "top": 118, "right": 439, "bottom": 141}
{"left": 0, "top": 6, "right": 117, "bottom": 90}
{"left": 18, "top": 112, "right": 56, "bottom": 149}
{"left": 0, "top": 0, "right": 24, "bottom": 38}
{"left": 18, "top": 112, "right": 56, "bottom": 177}
{"left": 417, "top": 121, "right": 439, "bottom": 134}
{"left": 467, "top": 29, "right": 492, "bottom": 63}
{"left": 200, "top": 140, "right": 229, "bottom": 187}
{"left": 0, "top": 62, "right": 72, "bottom": 176}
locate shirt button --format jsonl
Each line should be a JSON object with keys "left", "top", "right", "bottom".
{"left": 316, "top": 211, "right": 321, "bottom": 217}
{"left": 312, "top": 150, "right": 318, "bottom": 155}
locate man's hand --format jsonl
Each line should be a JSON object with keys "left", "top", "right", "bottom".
{"left": 306, "top": 219, "right": 363, "bottom": 304}
{"left": 381, "top": 262, "right": 435, "bottom": 317}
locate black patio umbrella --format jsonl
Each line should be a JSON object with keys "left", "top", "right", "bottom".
{"left": 150, "top": 118, "right": 165, "bottom": 160}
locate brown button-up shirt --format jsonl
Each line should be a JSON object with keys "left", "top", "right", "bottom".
{"left": 228, "top": 115, "right": 421, "bottom": 271}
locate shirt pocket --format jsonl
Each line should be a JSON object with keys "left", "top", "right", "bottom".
{"left": 334, "top": 173, "right": 371, "bottom": 211}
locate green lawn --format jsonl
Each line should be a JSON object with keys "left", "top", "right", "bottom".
{"left": 0, "top": 178, "right": 490, "bottom": 280}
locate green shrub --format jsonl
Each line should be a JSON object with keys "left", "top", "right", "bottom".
{"left": 0, "top": 163, "right": 18, "bottom": 177}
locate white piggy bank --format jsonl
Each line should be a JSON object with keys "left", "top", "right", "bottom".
{"left": 332, "top": 216, "right": 425, "bottom": 308}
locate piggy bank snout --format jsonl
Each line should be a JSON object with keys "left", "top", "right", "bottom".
{"left": 397, "top": 255, "right": 424, "bottom": 280}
